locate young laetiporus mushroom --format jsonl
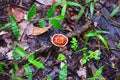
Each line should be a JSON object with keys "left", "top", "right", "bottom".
{"left": 51, "top": 34, "right": 68, "bottom": 47}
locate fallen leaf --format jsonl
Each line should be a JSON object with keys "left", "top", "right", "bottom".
{"left": 36, "top": 0, "right": 53, "bottom": 5}
{"left": 0, "top": 31, "right": 8, "bottom": 36}
{"left": 76, "top": 66, "right": 86, "bottom": 78}
{"left": 15, "top": 68, "right": 25, "bottom": 76}
{"left": 6, "top": 51, "right": 13, "bottom": 60}
{"left": 18, "top": 21, "right": 33, "bottom": 40}
{"left": 32, "top": 25, "right": 52, "bottom": 36}
{"left": 7, "top": 7, "right": 25, "bottom": 22}
{"left": 70, "top": 14, "right": 77, "bottom": 21}
{"left": 0, "top": 46, "right": 9, "bottom": 54}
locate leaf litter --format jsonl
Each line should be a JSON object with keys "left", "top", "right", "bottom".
{"left": 0, "top": 0, "right": 120, "bottom": 80}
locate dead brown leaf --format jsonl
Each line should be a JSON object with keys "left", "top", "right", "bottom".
{"left": 0, "top": 31, "right": 8, "bottom": 36}
{"left": 18, "top": 21, "right": 33, "bottom": 40}
{"left": 36, "top": 0, "right": 53, "bottom": 5}
{"left": 32, "top": 25, "right": 52, "bottom": 36}
{"left": 7, "top": 7, "right": 25, "bottom": 22}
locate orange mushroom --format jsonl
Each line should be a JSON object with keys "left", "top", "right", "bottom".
{"left": 51, "top": 34, "right": 68, "bottom": 47}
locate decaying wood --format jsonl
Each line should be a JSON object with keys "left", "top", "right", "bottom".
{"left": 66, "top": 20, "right": 92, "bottom": 38}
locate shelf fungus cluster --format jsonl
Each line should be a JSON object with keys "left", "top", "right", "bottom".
{"left": 51, "top": 34, "right": 68, "bottom": 47}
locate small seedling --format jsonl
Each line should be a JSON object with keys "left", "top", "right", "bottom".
{"left": 28, "top": 53, "right": 45, "bottom": 69}
{"left": 70, "top": 37, "right": 87, "bottom": 53}
{"left": 82, "top": 50, "right": 101, "bottom": 64}
{"left": 12, "top": 45, "right": 45, "bottom": 79}
{"left": 71, "top": 37, "right": 78, "bottom": 51}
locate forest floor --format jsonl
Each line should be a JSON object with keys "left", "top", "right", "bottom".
{"left": 0, "top": 0, "right": 120, "bottom": 80}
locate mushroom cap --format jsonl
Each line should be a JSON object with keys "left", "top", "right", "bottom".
{"left": 51, "top": 34, "right": 68, "bottom": 47}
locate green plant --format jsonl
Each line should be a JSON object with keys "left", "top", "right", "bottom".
{"left": 12, "top": 45, "right": 45, "bottom": 79}
{"left": 110, "top": 6, "right": 120, "bottom": 17}
{"left": 0, "top": 14, "right": 19, "bottom": 40}
{"left": 57, "top": 53, "right": 67, "bottom": 80}
{"left": 59, "top": 62, "right": 67, "bottom": 80}
{"left": 87, "top": 66, "right": 104, "bottom": 80}
{"left": 47, "top": 75, "right": 51, "bottom": 80}
{"left": 9, "top": 64, "right": 23, "bottom": 80}
{"left": 57, "top": 53, "right": 66, "bottom": 61}
{"left": 0, "top": 62, "right": 6, "bottom": 72}
{"left": 117, "top": 42, "right": 120, "bottom": 49}
{"left": 76, "top": 0, "right": 99, "bottom": 21}
{"left": 13, "top": 45, "right": 27, "bottom": 60}
{"left": 23, "top": 64, "right": 32, "bottom": 80}
{"left": 27, "top": 3, "right": 36, "bottom": 20}
{"left": 70, "top": 37, "right": 88, "bottom": 53}
{"left": 82, "top": 50, "right": 101, "bottom": 64}
{"left": 70, "top": 37, "right": 78, "bottom": 51}
{"left": 85, "top": 30, "right": 109, "bottom": 50}
{"left": 45, "top": 0, "right": 81, "bottom": 29}
{"left": 27, "top": 53, "right": 45, "bottom": 69}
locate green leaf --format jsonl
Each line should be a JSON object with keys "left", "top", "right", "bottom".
{"left": 93, "top": 66, "right": 104, "bottom": 78}
{"left": 0, "top": 23, "right": 11, "bottom": 30}
{"left": 89, "top": 50, "right": 101, "bottom": 60}
{"left": 13, "top": 45, "right": 26, "bottom": 58}
{"left": 0, "top": 62, "right": 6, "bottom": 72}
{"left": 67, "top": 2, "right": 81, "bottom": 7}
{"left": 31, "top": 61, "right": 45, "bottom": 69}
{"left": 94, "top": 0, "right": 99, "bottom": 3}
{"left": 85, "top": 32, "right": 97, "bottom": 37}
{"left": 14, "top": 63, "right": 19, "bottom": 71}
{"left": 70, "top": 37, "right": 78, "bottom": 51}
{"left": 24, "top": 64, "right": 32, "bottom": 80}
{"left": 75, "top": 6, "right": 85, "bottom": 22}
{"left": 28, "top": 53, "right": 35, "bottom": 62}
{"left": 27, "top": 3, "right": 36, "bottom": 20}
{"left": 97, "top": 35, "right": 109, "bottom": 50}
{"left": 39, "top": 19, "right": 46, "bottom": 28}
{"left": 96, "top": 30, "right": 109, "bottom": 34}
{"left": 59, "top": 62, "right": 67, "bottom": 80}
{"left": 117, "top": 42, "right": 120, "bottom": 48}
{"left": 53, "top": 15, "right": 65, "bottom": 20}
{"left": 46, "top": 6, "right": 55, "bottom": 18}
{"left": 85, "top": 30, "right": 97, "bottom": 44}
{"left": 85, "top": 0, "right": 91, "bottom": 3}
{"left": 47, "top": 75, "right": 51, "bottom": 80}
{"left": 57, "top": 53, "right": 66, "bottom": 61}
{"left": 82, "top": 53, "right": 89, "bottom": 64}
{"left": 46, "top": 1, "right": 63, "bottom": 18}
{"left": 76, "top": 47, "right": 88, "bottom": 53}
{"left": 110, "top": 6, "right": 120, "bottom": 17}
{"left": 50, "top": 19, "right": 61, "bottom": 29}
{"left": 90, "top": 2, "right": 94, "bottom": 17}
{"left": 61, "top": 4, "right": 67, "bottom": 16}
{"left": 0, "top": 62, "right": 6, "bottom": 67}
{"left": 9, "top": 14, "right": 19, "bottom": 40}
